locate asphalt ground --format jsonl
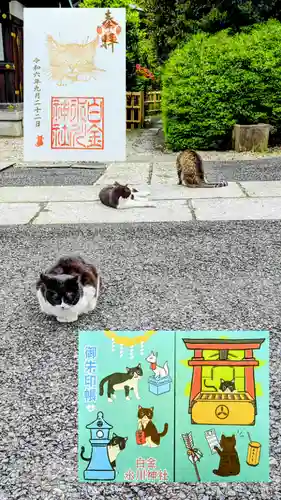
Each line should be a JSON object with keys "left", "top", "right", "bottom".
{"left": 0, "top": 221, "right": 280, "bottom": 500}
{"left": 0, "top": 167, "right": 105, "bottom": 187}
{"left": 1, "top": 157, "right": 281, "bottom": 187}
{"left": 206, "top": 157, "right": 281, "bottom": 182}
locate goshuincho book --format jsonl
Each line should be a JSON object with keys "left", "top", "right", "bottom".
{"left": 78, "top": 330, "right": 269, "bottom": 483}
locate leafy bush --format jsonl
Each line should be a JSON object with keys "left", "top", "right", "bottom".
{"left": 161, "top": 20, "right": 281, "bottom": 150}
{"left": 139, "top": 0, "right": 281, "bottom": 65}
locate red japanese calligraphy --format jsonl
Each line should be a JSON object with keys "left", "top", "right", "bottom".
{"left": 136, "top": 468, "right": 147, "bottom": 481}
{"left": 124, "top": 469, "right": 135, "bottom": 481}
{"left": 146, "top": 457, "right": 157, "bottom": 469}
{"left": 51, "top": 97, "right": 104, "bottom": 150}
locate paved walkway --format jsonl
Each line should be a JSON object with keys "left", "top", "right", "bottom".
{"left": 1, "top": 165, "right": 281, "bottom": 224}
{"left": 1, "top": 126, "right": 281, "bottom": 225}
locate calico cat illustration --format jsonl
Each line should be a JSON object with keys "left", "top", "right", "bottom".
{"left": 80, "top": 433, "right": 128, "bottom": 469}
{"left": 137, "top": 406, "right": 168, "bottom": 447}
{"left": 99, "top": 364, "right": 143, "bottom": 402}
{"left": 36, "top": 255, "right": 101, "bottom": 323}
{"left": 176, "top": 149, "right": 228, "bottom": 188}
{"left": 47, "top": 34, "right": 105, "bottom": 85}
{"left": 99, "top": 182, "right": 154, "bottom": 209}
{"left": 213, "top": 434, "right": 240, "bottom": 477}
{"left": 204, "top": 378, "right": 236, "bottom": 393}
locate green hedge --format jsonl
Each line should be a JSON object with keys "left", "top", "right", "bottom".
{"left": 161, "top": 20, "right": 281, "bottom": 151}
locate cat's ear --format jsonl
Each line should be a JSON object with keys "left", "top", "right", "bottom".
{"left": 221, "top": 378, "right": 225, "bottom": 383}
{"left": 150, "top": 406, "right": 154, "bottom": 411}
{"left": 231, "top": 379, "right": 235, "bottom": 383}
{"left": 47, "top": 34, "right": 58, "bottom": 48}
{"left": 126, "top": 367, "right": 130, "bottom": 372}
{"left": 138, "top": 405, "right": 142, "bottom": 409}
{"left": 112, "top": 432, "right": 116, "bottom": 437}
{"left": 155, "top": 352, "right": 158, "bottom": 357}
{"left": 124, "top": 437, "right": 128, "bottom": 441}
{"left": 40, "top": 273, "right": 46, "bottom": 282}
{"left": 221, "top": 434, "right": 225, "bottom": 439}
{"left": 137, "top": 363, "right": 141, "bottom": 368}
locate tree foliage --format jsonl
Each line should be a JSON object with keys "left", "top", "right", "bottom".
{"left": 161, "top": 20, "right": 281, "bottom": 151}
{"left": 139, "top": 0, "right": 281, "bottom": 64}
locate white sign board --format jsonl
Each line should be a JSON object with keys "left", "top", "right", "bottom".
{"left": 24, "top": 8, "right": 126, "bottom": 162}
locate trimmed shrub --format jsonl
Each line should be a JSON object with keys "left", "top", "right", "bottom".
{"left": 161, "top": 20, "right": 281, "bottom": 150}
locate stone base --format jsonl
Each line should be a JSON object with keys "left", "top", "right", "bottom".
{"left": 0, "top": 104, "right": 23, "bottom": 137}
{"left": 0, "top": 119, "right": 23, "bottom": 137}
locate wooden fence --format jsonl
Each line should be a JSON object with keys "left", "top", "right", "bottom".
{"left": 126, "top": 92, "right": 144, "bottom": 130}
{"left": 144, "top": 91, "right": 161, "bottom": 116}
{"left": 126, "top": 90, "right": 161, "bottom": 130}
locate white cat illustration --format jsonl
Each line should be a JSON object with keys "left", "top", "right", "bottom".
{"left": 146, "top": 351, "right": 169, "bottom": 379}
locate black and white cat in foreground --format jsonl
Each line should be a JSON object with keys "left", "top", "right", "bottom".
{"left": 36, "top": 256, "right": 101, "bottom": 323}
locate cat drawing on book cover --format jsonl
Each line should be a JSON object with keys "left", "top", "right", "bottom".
{"left": 81, "top": 433, "right": 128, "bottom": 469}
{"left": 204, "top": 378, "right": 237, "bottom": 393}
{"left": 176, "top": 150, "right": 228, "bottom": 188}
{"left": 145, "top": 351, "right": 169, "bottom": 379}
{"left": 47, "top": 34, "right": 105, "bottom": 86}
{"left": 99, "top": 364, "right": 143, "bottom": 402}
{"left": 137, "top": 406, "right": 168, "bottom": 447}
{"left": 213, "top": 434, "right": 240, "bottom": 477}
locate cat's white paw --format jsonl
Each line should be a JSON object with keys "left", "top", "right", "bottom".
{"left": 112, "top": 394, "right": 116, "bottom": 399}
{"left": 126, "top": 396, "right": 130, "bottom": 401}
{"left": 57, "top": 315, "right": 78, "bottom": 323}
{"left": 135, "top": 395, "right": 141, "bottom": 400}
{"left": 108, "top": 398, "right": 113, "bottom": 403}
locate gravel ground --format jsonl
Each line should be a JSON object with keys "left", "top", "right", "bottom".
{"left": 0, "top": 167, "right": 105, "bottom": 187}
{"left": 204, "top": 157, "right": 281, "bottom": 181}
{"left": 1, "top": 129, "right": 281, "bottom": 167}
{"left": 0, "top": 221, "right": 280, "bottom": 500}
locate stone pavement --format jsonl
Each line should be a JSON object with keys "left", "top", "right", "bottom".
{"left": 1, "top": 124, "right": 281, "bottom": 225}
{"left": 1, "top": 159, "right": 281, "bottom": 223}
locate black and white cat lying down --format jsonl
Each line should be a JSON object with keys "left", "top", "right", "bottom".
{"left": 36, "top": 256, "right": 101, "bottom": 323}
{"left": 99, "top": 181, "right": 156, "bottom": 209}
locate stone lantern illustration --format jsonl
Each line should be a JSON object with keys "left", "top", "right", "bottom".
{"left": 81, "top": 411, "right": 115, "bottom": 480}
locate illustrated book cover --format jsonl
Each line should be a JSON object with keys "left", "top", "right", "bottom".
{"left": 78, "top": 330, "right": 269, "bottom": 483}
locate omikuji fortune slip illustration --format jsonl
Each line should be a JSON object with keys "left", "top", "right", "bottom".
{"left": 78, "top": 330, "right": 269, "bottom": 483}
{"left": 23, "top": 8, "right": 126, "bottom": 162}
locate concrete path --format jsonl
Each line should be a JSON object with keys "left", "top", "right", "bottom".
{"left": 2, "top": 180, "right": 281, "bottom": 225}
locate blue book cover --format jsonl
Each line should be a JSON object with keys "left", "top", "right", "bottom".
{"left": 78, "top": 330, "right": 269, "bottom": 483}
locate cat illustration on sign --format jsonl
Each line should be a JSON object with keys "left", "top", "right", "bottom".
{"left": 146, "top": 351, "right": 169, "bottom": 379}
{"left": 137, "top": 406, "right": 168, "bottom": 447}
{"left": 81, "top": 433, "right": 128, "bottom": 470}
{"left": 35, "top": 135, "right": 44, "bottom": 147}
{"left": 47, "top": 34, "right": 105, "bottom": 86}
{"left": 213, "top": 434, "right": 240, "bottom": 477}
{"left": 99, "top": 364, "right": 143, "bottom": 402}
{"left": 204, "top": 378, "right": 237, "bottom": 393}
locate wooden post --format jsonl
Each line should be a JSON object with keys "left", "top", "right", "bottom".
{"left": 232, "top": 123, "right": 271, "bottom": 152}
